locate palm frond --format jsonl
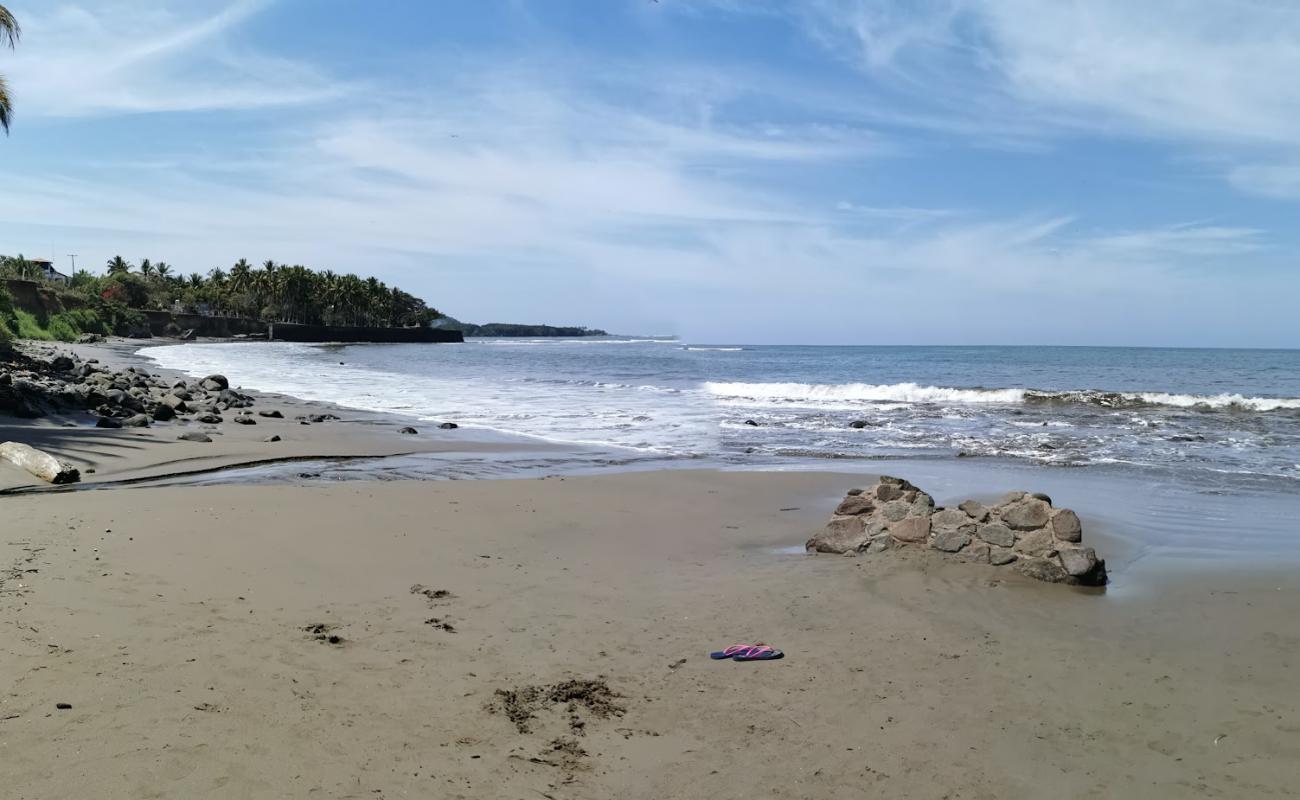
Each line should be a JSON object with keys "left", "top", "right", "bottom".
{"left": 0, "top": 5, "right": 20, "bottom": 49}
{"left": 0, "top": 74, "right": 11, "bottom": 135}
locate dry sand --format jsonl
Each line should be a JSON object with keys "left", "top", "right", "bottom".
{"left": 3, "top": 469, "right": 1299, "bottom": 799}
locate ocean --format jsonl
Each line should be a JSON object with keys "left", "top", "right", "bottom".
{"left": 141, "top": 339, "right": 1300, "bottom": 491}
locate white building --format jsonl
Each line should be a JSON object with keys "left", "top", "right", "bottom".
{"left": 29, "top": 258, "right": 71, "bottom": 284}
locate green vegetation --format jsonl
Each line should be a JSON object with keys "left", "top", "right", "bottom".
{"left": 0, "top": 282, "right": 16, "bottom": 345}
{"left": 63, "top": 255, "right": 442, "bottom": 328}
{"left": 0, "top": 253, "right": 441, "bottom": 342}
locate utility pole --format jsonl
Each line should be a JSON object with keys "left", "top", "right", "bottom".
{"left": 67, "top": 254, "right": 78, "bottom": 273}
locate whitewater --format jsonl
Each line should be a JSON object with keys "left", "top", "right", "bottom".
{"left": 140, "top": 339, "right": 1300, "bottom": 489}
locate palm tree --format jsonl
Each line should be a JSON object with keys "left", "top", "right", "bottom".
{"left": 0, "top": 5, "right": 19, "bottom": 135}
{"left": 139, "top": 258, "right": 154, "bottom": 277}
{"left": 106, "top": 255, "right": 132, "bottom": 275}
{"left": 155, "top": 262, "right": 172, "bottom": 279}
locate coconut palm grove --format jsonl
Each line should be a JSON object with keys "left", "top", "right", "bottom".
{"left": 0, "top": 253, "right": 443, "bottom": 340}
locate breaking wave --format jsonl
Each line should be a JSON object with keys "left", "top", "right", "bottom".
{"left": 706, "top": 382, "right": 1300, "bottom": 412}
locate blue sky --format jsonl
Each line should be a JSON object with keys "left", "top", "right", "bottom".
{"left": 1, "top": 1, "right": 1298, "bottom": 346}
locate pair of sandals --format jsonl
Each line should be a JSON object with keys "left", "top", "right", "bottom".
{"left": 709, "top": 643, "right": 784, "bottom": 662}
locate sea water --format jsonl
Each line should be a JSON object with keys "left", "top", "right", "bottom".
{"left": 141, "top": 339, "right": 1300, "bottom": 490}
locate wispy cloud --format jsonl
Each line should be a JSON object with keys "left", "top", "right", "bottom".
{"left": 4, "top": 0, "right": 343, "bottom": 117}
{"left": 762, "top": 0, "right": 1300, "bottom": 194}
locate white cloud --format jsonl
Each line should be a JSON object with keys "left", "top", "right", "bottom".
{"left": 4, "top": 0, "right": 343, "bottom": 117}
{"left": 784, "top": 1, "right": 1300, "bottom": 194}
{"left": 1089, "top": 223, "right": 1264, "bottom": 257}
{"left": 1228, "top": 163, "right": 1300, "bottom": 200}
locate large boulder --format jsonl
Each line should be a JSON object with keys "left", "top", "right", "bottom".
{"left": 1050, "top": 509, "right": 1083, "bottom": 543}
{"left": 999, "top": 497, "right": 1053, "bottom": 531}
{"left": 889, "top": 516, "right": 931, "bottom": 544}
{"left": 807, "top": 516, "right": 869, "bottom": 554}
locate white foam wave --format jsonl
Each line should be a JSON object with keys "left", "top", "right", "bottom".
{"left": 705, "top": 381, "right": 1300, "bottom": 412}
{"left": 471, "top": 338, "right": 676, "bottom": 346}
{"left": 1132, "top": 392, "right": 1300, "bottom": 412}
{"left": 684, "top": 346, "right": 744, "bottom": 352}
{"left": 704, "top": 381, "right": 1026, "bottom": 406}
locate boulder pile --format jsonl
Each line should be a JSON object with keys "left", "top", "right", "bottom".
{"left": 807, "top": 476, "right": 1107, "bottom": 586}
{"left": 0, "top": 347, "right": 258, "bottom": 426}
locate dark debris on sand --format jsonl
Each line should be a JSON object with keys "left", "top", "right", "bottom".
{"left": 410, "top": 584, "right": 454, "bottom": 603}
{"left": 491, "top": 678, "right": 625, "bottom": 735}
{"left": 303, "top": 623, "right": 343, "bottom": 645}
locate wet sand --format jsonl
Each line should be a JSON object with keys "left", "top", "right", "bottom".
{"left": 3, "top": 470, "right": 1299, "bottom": 799}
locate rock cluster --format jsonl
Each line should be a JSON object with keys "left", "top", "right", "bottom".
{"left": 0, "top": 347, "right": 259, "bottom": 431}
{"left": 807, "top": 476, "right": 1107, "bottom": 586}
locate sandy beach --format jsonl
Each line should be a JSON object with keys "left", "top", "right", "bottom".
{"left": 0, "top": 339, "right": 558, "bottom": 492}
{"left": 3, "top": 433, "right": 1300, "bottom": 799}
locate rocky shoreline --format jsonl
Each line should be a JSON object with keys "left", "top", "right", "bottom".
{"left": 808, "top": 475, "right": 1108, "bottom": 586}
{"left": 1, "top": 342, "right": 272, "bottom": 430}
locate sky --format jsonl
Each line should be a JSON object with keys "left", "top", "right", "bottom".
{"left": 1, "top": 0, "right": 1298, "bottom": 346}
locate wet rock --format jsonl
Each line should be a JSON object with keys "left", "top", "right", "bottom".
{"left": 196, "top": 414, "right": 223, "bottom": 424}
{"left": 263, "top": 434, "right": 282, "bottom": 442}
{"left": 233, "top": 416, "right": 257, "bottom": 425}
{"left": 439, "top": 422, "right": 459, "bottom": 430}
{"left": 1058, "top": 546, "right": 1099, "bottom": 577}
{"left": 150, "top": 404, "right": 175, "bottom": 422}
{"left": 743, "top": 419, "right": 759, "bottom": 426}
{"left": 1050, "top": 509, "right": 1083, "bottom": 543}
{"left": 178, "top": 432, "right": 212, "bottom": 443}
{"left": 1014, "top": 557, "right": 1069, "bottom": 584}
{"left": 122, "top": 413, "right": 151, "bottom": 428}
{"left": 398, "top": 426, "right": 419, "bottom": 435}
{"left": 848, "top": 419, "right": 875, "bottom": 429}
{"left": 95, "top": 416, "right": 123, "bottom": 429}
{"left": 161, "top": 394, "right": 188, "bottom": 411}
{"left": 257, "top": 409, "right": 283, "bottom": 418}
